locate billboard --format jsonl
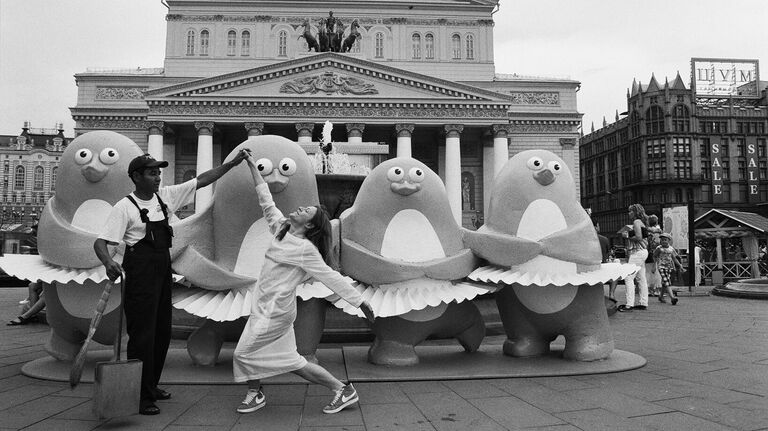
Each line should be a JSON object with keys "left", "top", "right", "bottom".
{"left": 691, "top": 58, "right": 760, "bottom": 98}
{"left": 663, "top": 206, "right": 689, "bottom": 252}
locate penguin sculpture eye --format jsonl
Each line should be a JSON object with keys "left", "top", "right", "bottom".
{"left": 74, "top": 149, "right": 93, "bottom": 165}
{"left": 526, "top": 157, "right": 544, "bottom": 170}
{"left": 254, "top": 158, "right": 273, "bottom": 176}
{"left": 408, "top": 167, "right": 425, "bottom": 183}
{"left": 547, "top": 161, "right": 562, "bottom": 174}
{"left": 99, "top": 148, "right": 120, "bottom": 165}
{"left": 278, "top": 158, "right": 297, "bottom": 176}
{"left": 387, "top": 166, "right": 405, "bottom": 182}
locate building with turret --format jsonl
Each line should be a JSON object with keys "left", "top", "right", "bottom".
{"left": 0, "top": 122, "right": 71, "bottom": 253}
{"left": 581, "top": 58, "right": 768, "bottom": 242}
{"left": 71, "top": 0, "right": 582, "bottom": 228}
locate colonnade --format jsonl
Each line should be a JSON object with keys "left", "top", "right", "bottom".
{"left": 143, "top": 120, "right": 514, "bottom": 224}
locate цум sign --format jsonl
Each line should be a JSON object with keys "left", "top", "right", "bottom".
{"left": 691, "top": 58, "right": 760, "bottom": 98}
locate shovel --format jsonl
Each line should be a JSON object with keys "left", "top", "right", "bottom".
{"left": 93, "top": 273, "right": 142, "bottom": 418}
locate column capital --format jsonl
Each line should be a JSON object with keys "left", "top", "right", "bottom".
{"left": 244, "top": 122, "right": 265, "bottom": 136}
{"left": 295, "top": 122, "right": 314, "bottom": 133}
{"left": 559, "top": 138, "right": 577, "bottom": 149}
{"left": 395, "top": 123, "right": 415, "bottom": 137}
{"left": 444, "top": 124, "right": 464, "bottom": 137}
{"left": 346, "top": 123, "right": 366, "bottom": 134}
{"left": 492, "top": 124, "right": 512, "bottom": 138}
{"left": 146, "top": 121, "right": 165, "bottom": 135}
{"left": 194, "top": 121, "right": 215, "bottom": 135}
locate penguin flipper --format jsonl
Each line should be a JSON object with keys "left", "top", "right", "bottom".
{"left": 463, "top": 229, "right": 542, "bottom": 267}
{"left": 170, "top": 203, "right": 214, "bottom": 261}
{"left": 340, "top": 238, "right": 426, "bottom": 284}
{"left": 172, "top": 245, "right": 257, "bottom": 291}
{"left": 540, "top": 218, "right": 602, "bottom": 266}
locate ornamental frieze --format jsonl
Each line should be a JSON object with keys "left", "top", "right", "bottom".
{"left": 96, "top": 87, "right": 147, "bottom": 100}
{"left": 508, "top": 123, "right": 575, "bottom": 133}
{"left": 76, "top": 119, "right": 148, "bottom": 129}
{"left": 151, "top": 104, "right": 507, "bottom": 119}
{"left": 165, "top": 14, "right": 491, "bottom": 27}
{"left": 280, "top": 72, "right": 378, "bottom": 95}
{"left": 508, "top": 92, "right": 559, "bottom": 105}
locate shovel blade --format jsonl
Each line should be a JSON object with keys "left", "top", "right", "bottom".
{"left": 92, "top": 359, "right": 142, "bottom": 419}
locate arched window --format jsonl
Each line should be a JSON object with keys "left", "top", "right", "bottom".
{"left": 425, "top": 34, "right": 434, "bottom": 59}
{"left": 672, "top": 104, "right": 689, "bottom": 132}
{"left": 200, "top": 30, "right": 209, "bottom": 55}
{"left": 278, "top": 30, "right": 287, "bottom": 57}
{"left": 227, "top": 30, "right": 237, "bottom": 56}
{"left": 186, "top": 30, "right": 195, "bottom": 55}
{"left": 411, "top": 33, "right": 421, "bottom": 59}
{"left": 646, "top": 106, "right": 665, "bottom": 134}
{"left": 451, "top": 34, "right": 461, "bottom": 59}
{"left": 33, "top": 166, "right": 43, "bottom": 190}
{"left": 374, "top": 32, "right": 384, "bottom": 58}
{"left": 465, "top": 34, "right": 474, "bottom": 59}
{"left": 14, "top": 166, "right": 25, "bottom": 190}
{"left": 51, "top": 167, "right": 57, "bottom": 191}
{"left": 241, "top": 30, "right": 250, "bottom": 56}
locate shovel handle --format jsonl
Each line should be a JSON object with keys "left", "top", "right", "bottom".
{"left": 113, "top": 272, "right": 126, "bottom": 362}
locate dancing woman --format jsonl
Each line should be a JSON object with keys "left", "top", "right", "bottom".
{"left": 233, "top": 151, "right": 374, "bottom": 415}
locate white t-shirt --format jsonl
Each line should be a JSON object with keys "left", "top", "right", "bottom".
{"left": 99, "top": 179, "right": 197, "bottom": 246}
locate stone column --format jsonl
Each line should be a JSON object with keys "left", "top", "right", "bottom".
{"left": 194, "top": 121, "right": 214, "bottom": 212}
{"left": 492, "top": 124, "right": 511, "bottom": 176}
{"left": 395, "top": 123, "right": 414, "bottom": 158}
{"left": 560, "top": 138, "right": 578, "bottom": 196}
{"left": 295, "top": 123, "right": 314, "bottom": 144}
{"left": 346, "top": 123, "right": 365, "bottom": 144}
{"left": 244, "top": 122, "right": 264, "bottom": 138}
{"left": 146, "top": 121, "right": 164, "bottom": 161}
{"left": 444, "top": 124, "right": 463, "bottom": 224}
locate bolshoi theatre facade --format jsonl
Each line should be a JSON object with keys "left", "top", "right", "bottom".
{"left": 70, "top": 0, "right": 582, "bottom": 227}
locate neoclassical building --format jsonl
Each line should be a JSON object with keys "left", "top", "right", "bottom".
{"left": 71, "top": 0, "right": 582, "bottom": 227}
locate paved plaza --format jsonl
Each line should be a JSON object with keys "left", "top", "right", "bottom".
{"left": 1, "top": 284, "right": 767, "bottom": 431}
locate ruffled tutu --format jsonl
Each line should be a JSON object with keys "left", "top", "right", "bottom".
{"left": 468, "top": 261, "right": 639, "bottom": 287}
{"left": 329, "top": 278, "right": 496, "bottom": 318}
{"left": 171, "top": 279, "right": 340, "bottom": 322}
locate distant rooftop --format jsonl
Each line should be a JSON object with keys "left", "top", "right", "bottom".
{"left": 83, "top": 67, "right": 164, "bottom": 75}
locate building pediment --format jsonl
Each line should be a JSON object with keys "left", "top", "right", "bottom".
{"left": 144, "top": 53, "right": 509, "bottom": 104}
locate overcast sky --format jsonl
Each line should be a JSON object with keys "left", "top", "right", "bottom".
{"left": 2, "top": 0, "right": 767, "bottom": 137}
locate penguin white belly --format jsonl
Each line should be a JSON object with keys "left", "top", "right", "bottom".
{"left": 71, "top": 199, "right": 114, "bottom": 234}
{"left": 380, "top": 209, "right": 445, "bottom": 262}
{"left": 234, "top": 218, "right": 271, "bottom": 277}
{"left": 379, "top": 209, "right": 448, "bottom": 320}
{"left": 514, "top": 199, "right": 578, "bottom": 313}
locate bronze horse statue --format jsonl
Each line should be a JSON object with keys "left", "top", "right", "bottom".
{"left": 341, "top": 19, "right": 360, "bottom": 52}
{"left": 318, "top": 18, "right": 330, "bottom": 52}
{"left": 299, "top": 19, "right": 320, "bottom": 52}
{"left": 331, "top": 20, "right": 345, "bottom": 52}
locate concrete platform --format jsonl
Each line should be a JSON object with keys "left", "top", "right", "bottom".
{"left": 22, "top": 343, "right": 644, "bottom": 385}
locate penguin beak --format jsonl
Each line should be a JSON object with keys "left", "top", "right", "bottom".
{"left": 81, "top": 164, "right": 108, "bottom": 183}
{"left": 534, "top": 169, "right": 556, "bottom": 186}
{"left": 390, "top": 182, "right": 421, "bottom": 196}
{"left": 265, "top": 173, "right": 289, "bottom": 193}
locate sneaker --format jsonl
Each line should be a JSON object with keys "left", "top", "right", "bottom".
{"left": 237, "top": 389, "right": 265, "bottom": 414}
{"left": 617, "top": 304, "right": 633, "bottom": 312}
{"left": 634, "top": 305, "right": 647, "bottom": 310}
{"left": 323, "top": 384, "right": 358, "bottom": 414}
{"left": 658, "top": 296, "right": 666, "bottom": 303}
{"left": 671, "top": 297, "right": 678, "bottom": 305}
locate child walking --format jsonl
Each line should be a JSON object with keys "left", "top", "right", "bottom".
{"left": 233, "top": 151, "right": 375, "bottom": 415}
{"left": 653, "top": 233, "right": 684, "bottom": 305}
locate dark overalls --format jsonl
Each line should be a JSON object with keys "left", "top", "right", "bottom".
{"left": 123, "top": 194, "right": 174, "bottom": 405}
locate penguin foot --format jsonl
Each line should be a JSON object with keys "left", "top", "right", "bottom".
{"left": 502, "top": 336, "right": 549, "bottom": 357}
{"left": 187, "top": 321, "right": 224, "bottom": 366}
{"left": 455, "top": 318, "right": 485, "bottom": 353}
{"left": 45, "top": 329, "right": 83, "bottom": 361}
{"left": 368, "top": 339, "right": 419, "bottom": 366}
{"left": 563, "top": 337, "right": 614, "bottom": 362}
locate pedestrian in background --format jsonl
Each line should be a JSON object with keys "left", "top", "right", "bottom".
{"left": 645, "top": 214, "right": 663, "bottom": 297}
{"left": 618, "top": 203, "right": 649, "bottom": 312}
{"left": 653, "top": 233, "right": 683, "bottom": 305}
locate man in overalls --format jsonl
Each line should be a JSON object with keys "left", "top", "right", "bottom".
{"left": 94, "top": 150, "right": 248, "bottom": 415}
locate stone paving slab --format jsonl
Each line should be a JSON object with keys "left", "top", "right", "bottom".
{"left": 3, "top": 284, "right": 768, "bottom": 430}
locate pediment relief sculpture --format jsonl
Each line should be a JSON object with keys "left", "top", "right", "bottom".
{"left": 280, "top": 71, "right": 378, "bottom": 95}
